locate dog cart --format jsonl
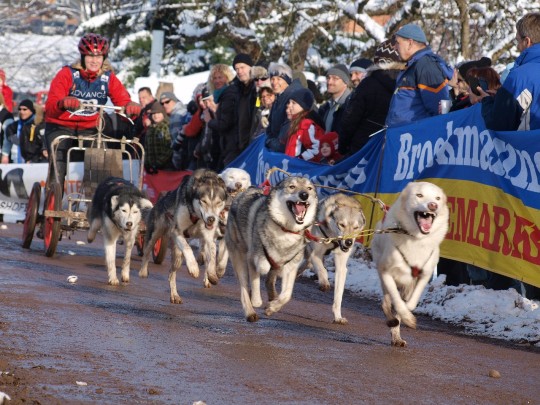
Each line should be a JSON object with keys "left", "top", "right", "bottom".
{"left": 21, "top": 103, "right": 146, "bottom": 258}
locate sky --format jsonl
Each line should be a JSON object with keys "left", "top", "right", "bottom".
{"left": 1, "top": 33, "right": 538, "bottom": 348}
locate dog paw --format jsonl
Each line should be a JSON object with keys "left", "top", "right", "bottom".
{"left": 108, "top": 278, "right": 120, "bottom": 286}
{"left": 391, "top": 338, "right": 407, "bottom": 347}
{"left": 319, "top": 282, "right": 331, "bottom": 292}
{"left": 246, "top": 313, "right": 259, "bottom": 322}
{"left": 170, "top": 294, "right": 183, "bottom": 304}
{"left": 333, "top": 317, "right": 348, "bottom": 325}
{"left": 251, "top": 297, "right": 263, "bottom": 308}
{"left": 138, "top": 269, "right": 148, "bottom": 278}
{"left": 207, "top": 273, "right": 219, "bottom": 286}
{"left": 203, "top": 277, "right": 212, "bottom": 288}
{"left": 216, "top": 266, "right": 227, "bottom": 278}
{"left": 187, "top": 265, "right": 200, "bottom": 279}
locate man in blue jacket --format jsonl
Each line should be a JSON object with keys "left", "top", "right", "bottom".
{"left": 480, "top": 12, "right": 540, "bottom": 131}
{"left": 385, "top": 23, "right": 453, "bottom": 127}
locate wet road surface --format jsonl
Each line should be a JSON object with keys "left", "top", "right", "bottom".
{"left": 0, "top": 224, "right": 539, "bottom": 404}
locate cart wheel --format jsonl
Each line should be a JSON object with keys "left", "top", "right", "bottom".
{"left": 22, "top": 182, "right": 42, "bottom": 249}
{"left": 152, "top": 236, "right": 168, "bottom": 264}
{"left": 44, "top": 183, "right": 62, "bottom": 257}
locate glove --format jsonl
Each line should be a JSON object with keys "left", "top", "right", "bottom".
{"left": 57, "top": 96, "right": 80, "bottom": 111}
{"left": 125, "top": 101, "right": 142, "bottom": 117}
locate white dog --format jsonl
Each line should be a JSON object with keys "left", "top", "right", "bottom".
{"left": 371, "top": 181, "right": 449, "bottom": 347}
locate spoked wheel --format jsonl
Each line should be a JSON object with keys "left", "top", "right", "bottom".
{"left": 43, "top": 183, "right": 62, "bottom": 257}
{"left": 152, "top": 236, "right": 168, "bottom": 264}
{"left": 22, "top": 182, "right": 41, "bottom": 248}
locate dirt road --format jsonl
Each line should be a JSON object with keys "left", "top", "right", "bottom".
{"left": 0, "top": 223, "right": 539, "bottom": 405}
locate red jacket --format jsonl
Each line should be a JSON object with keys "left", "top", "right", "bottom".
{"left": 45, "top": 61, "right": 132, "bottom": 130}
{"left": 1, "top": 84, "right": 13, "bottom": 112}
{"left": 284, "top": 117, "right": 324, "bottom": 161}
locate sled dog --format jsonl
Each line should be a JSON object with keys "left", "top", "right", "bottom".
{"left": 139, "top": 169, "right": 227, "bottom": 302}
{"left": 87, "top": 177, "right": 153, "bottom": 285}
{"left": 371, "top": 181, "right": 449, "bottom": 346}
{"left": 299, "top": 193, "right": 366, "bottom": 324}
{"left": 225, "top": 176, "right": 318, "bottom": 322}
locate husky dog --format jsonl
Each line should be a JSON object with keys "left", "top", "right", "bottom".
{"left": 371, "top": 181, "right": 449, "bottom": 346}
{"left": 226, "top": 176, "right": 318, "bottom": 322}
{"left": 139, "top": 169, "right": 227, "bottom": 302}
{"left": 299, "top": 193, "right": 366, "bottom": 324}
{"left": 215, "top": 167, "right": 252, "bottom": 273}
{"left": 87, "top": 177, "right": 153, "bottom": 285}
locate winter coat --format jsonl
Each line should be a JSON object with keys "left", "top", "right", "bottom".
{"left": 20, "top": 120, "right": 47, "bottom": 163}
{"left": 339, "top": 62, "right": 403, "bottom": 156}
{"left": 1, "top": 84, "right": 13, "bottom": 112}
{"left": 45, "top": 60, "right": 132, "bottom": 130}
{"left": 144, "top": 120, "right": 173, "bottom": 171}
{"left": 284, "top": 110, "right": 325, "bottom": 161}
{"left": 385, "top": 47, "right": 453, "bottom": 127}
{"left": 0, "top": 107, "right": 14, "bottom": 151}
{"left": 318, "top": 88, "right": 351, "bottom": 135}
{"left": 482, "top": 43, "right": 540, "bottom": 131}
{"left": 3, "top": 115, "right": 35, "bottom": 163}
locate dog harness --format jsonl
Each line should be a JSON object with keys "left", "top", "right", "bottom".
{"left": 395, "top": 245, "right": 434, "bottom": 278}
{"left": 262, "top": 226, "right": 319, "bottom": 270}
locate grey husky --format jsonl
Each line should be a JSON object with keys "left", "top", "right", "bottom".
{"left": 299, "top": 193, "right": 366, "bottom": 324}
{"left": 87, "top": 177, "right": 153, "bottom": 285}
{"left": 139, "top": 169, "right": 227, "bottom": 303}
{"left": 371, "top": 181, "right": 449, "bottom": 347}
{"left": 225, "top": 176, "right": 318, "bottom": 322}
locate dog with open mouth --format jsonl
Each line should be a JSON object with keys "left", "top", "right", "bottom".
{"left": 225, "top": 175, "right": 318, "bottom": 322}
{"left": 370, "top": 181, "right": 449, "bottom": 346}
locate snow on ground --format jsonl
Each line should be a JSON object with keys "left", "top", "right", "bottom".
{"left": 307, "top": 251, "right": 540, "bottom": 346}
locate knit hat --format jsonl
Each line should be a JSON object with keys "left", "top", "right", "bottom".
{"left": 232, "top": 53, "right": 254, "bottom": 68}
{"left": 458, "top": 57, "right": 492, "bottom": 79}
{"left": 289, "top": 88, "right": 314, "bottom": 112}
{"left": 349, "top": 58, "right": 373, "bottom": 73}
{"left": 18, "top": 99, "right": 35, "bottom": 115}
{"left": 0, "top": 69, "right": 5, "bottom": 82}
{"left": 159, "top": 92, "right": 178, "bottom": 103}
{"left": 319, "top": 131, "right": 338, "bottom": 154}
{"left": 268, "top": 62, "right": 293, "bottom": 85}
{"left": 374, "top": 39, "right": 402, "bottom": 64}
{"left": 395, "top": 23, "right": 428, "bottom": 45}
{"left": 326, "top": 64, "right": 351, "bottom": 86}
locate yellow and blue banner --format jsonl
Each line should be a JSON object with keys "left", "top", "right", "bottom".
{"left": 229, "top": 103, "right": 540, "bottom": 288}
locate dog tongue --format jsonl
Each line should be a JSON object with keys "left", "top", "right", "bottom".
{"left": 418, "top": 216, "right": 433, "bottom": 232}
{"left": 293, "top": 202, "right": 306, "bottom": 217}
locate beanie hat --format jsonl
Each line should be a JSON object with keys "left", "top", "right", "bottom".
{"left": 289, "top": 88, "right": 314, "bottom": 112}
{"left": 268, "top": 62, "right": 293, "bottom": 85}
{"left": 395, "top": 23, "right": 428, "bottom": 45}
{"left": 232, "top": 53, "right": 254, "bottom": 68}
{"left": 374, "top": 39, "right": 402, "bottom": 64}
{"left": 0, "top": 69, "right": 5, "bottom": 82}
{"left": 159, "top": 92, "right": 178, "bottom": 103}
{"left": 349, "top": 58, "right": 373, "bottom": 73}
{"left": 458, "top": 57, "right": 492, "bottom": 79}
{"left": 319, "top": 131, "right": 338, "bottom": 154}
{"left": 18, "top": 99, "right": 35, "bottom": 115}
{"left": 327, "top": 64, "right": 351, "bottom": 86}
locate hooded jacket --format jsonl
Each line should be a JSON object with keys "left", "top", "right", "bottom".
{"left": 340, "top": 62, "right": 404, "bottom": 155}
{"left": 45, "top": 60, "right": 132, "bottom": 130}
{"left": 482, "top": 43, "right": 540, "bottom": 131}
{"left": 385, "top": 47, "right": 453, "bottom": 127}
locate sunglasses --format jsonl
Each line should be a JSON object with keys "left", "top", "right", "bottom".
{"left": 18, "top": 107, "right": 29, "bottom": 111}
{"left": 255, "top": 77, "right": 268, "bottom": 82}
{"left": 160, "top": 99, "right": 172, "bottom": 105}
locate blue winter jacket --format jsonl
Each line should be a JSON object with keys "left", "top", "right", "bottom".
{"left": 482, "top": 43, "right": 540, "bottom": 131}
{"left": 386, "top": 47, "right": 453, "bottom": 127}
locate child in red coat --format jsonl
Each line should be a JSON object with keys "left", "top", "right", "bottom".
{"left": 284, "top": 88, "right": 325, "bottom": 161}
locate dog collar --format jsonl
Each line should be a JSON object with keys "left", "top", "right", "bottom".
{"left": 395, "top": 245, "right": 434, "bottom": 278}
{"left": 280, "top": 226, "right": 320, "bottom": 243}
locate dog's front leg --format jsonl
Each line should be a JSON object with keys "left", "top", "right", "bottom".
{"left": 169, "top": 244, "right": 184, "bottom": 304}
{"left": 201, "top": 233, "right": 219, "bottom": 288}
{"left": 379, "top": 271, "right": 416, "bottom": 329}
{"left": 120, "top": 230, "right": 137, "bottom": 283}
{"left": 230, "top": 254, "right": 258, "bottom": 322}
{"left": 252, "top": 255, "right": 270, "bottom": 307}
{"left": 173, "top": 233, "right": 199, "bottom": 278}
{"left": 216, "top": 238, "right": 228, "bottom": 278}
{"left": 405, "top": 270, "right": 432, "bottom": 311}
{"left": 265, "top": 254, "right": 302, "bottom": 316}
{"left": 332, "top": 251, "right": 350, "bottom": 324}
{"left": 382, "top": 294, "right": 407, "bottom": 347}
{"left": 310, "top": 244, "right": 331, "bottom": 292}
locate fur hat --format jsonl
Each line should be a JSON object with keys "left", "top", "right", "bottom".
{"left": 326, "top": 64, "right": 351, "bottom": 86}
{"left": 250, "top": 65, "right": 268, "bottom": 80}
{"left": 395, "top": 23, "right": 428, "bottom": 45}
{"left": 458, "top": 57, "right": 492, "bottom": 79}
{"left": 349, "top": 58, "right": 373, "bottom": 73}
{"left": 374, "top": 39, "right": 402, "bottom": 64}
{"left": 232, "top": 53, "right": 254, "bottom": 68}
{"left": 268, "top": 62, "right": 293, "bottom": 85}
{"left": 18, "top": 99, "right": 35, "bottom": 115}
{"left": 289, "top": 88, "right": 314, "bottom": 111}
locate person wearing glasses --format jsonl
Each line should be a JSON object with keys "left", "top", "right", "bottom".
{"left": 479, "top": 12, "right": 540, "bottom": 131}
{"left": 2, "top": 99, "right": 40, "bottom": 163}
{"left": 44, "top": 33, "right": 141, "bottom": 190}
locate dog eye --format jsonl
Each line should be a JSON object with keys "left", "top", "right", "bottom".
{"left": 416, "top": 193, "right": 423, "bottom": 198}
{"left": 436, "top": 196, "right": 440, "bottom": 200}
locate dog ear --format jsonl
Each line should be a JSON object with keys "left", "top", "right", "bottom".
{"left": 140, "top": 198, "right": 153, "bottom": 210}
{"left": 110, "top": 195, "right": 119, "bottom": 210}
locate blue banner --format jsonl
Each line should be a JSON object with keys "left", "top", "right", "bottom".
{"left": 228, "top": 104, "right": 540, "bottom": 288}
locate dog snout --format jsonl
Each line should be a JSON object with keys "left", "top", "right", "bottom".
{"left": 207, "top": 216, "right": 215, "bottom": 225}
{"left": 125, "top": 222, "right": 133, "bottom": 229}
{"left": 344, "top": 239, "right": 353, "bottom": 248}
{"left": 235, "top": 182, "right": 242, "bottom": 190}
{"left": 299, "top": 191, "right": 309, "bottom": 201}
{"left": 428, "top": 202, "right": 438, "bottom": 212}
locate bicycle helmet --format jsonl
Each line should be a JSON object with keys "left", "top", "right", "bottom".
{"left": 78, "top": 33, "right": 109, "bottom": 57}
